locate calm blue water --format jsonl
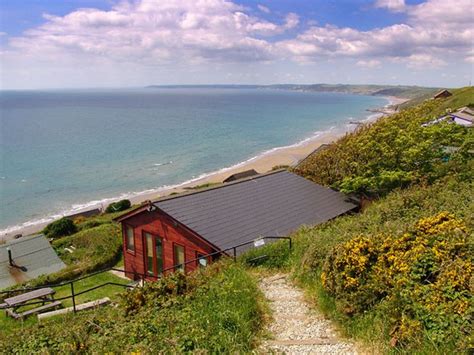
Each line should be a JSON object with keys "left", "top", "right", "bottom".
{"left": 0, "top": 88, "right": 386, "bottom": 233}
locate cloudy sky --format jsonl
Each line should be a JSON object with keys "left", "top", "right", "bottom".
{"left": 0, "top": 0, "right": 472, "bottom": 89}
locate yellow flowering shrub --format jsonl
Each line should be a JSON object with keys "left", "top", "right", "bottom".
{"left": 322, "top": 212, "right": 472, "bottom": 349}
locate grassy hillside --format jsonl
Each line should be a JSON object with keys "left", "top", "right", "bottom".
{"left": 243, "top": 88, "right": 474, "bottom": 353}
{"left": 275, "top": 84, "right": 439, "bottom": 99}
{"left": 243, "top": 175, "right": 473, "bottom": 353}
{"left": 400, "top": 86, "right": 474, "bottom": 109}
{"left": 294, "top": 87, "right": 474, "bottom": 196}
{"left": 0, "top": 262, "right": 267, "bottom": 353}
{"left": 1, "top": 86, "right": 471, "bottom": 353}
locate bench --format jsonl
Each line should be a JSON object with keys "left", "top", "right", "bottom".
{"left": 4, "top": 287, "right": 55, "bottom": 311}
{"left": 38, "top": 297, "right": 110, "bottom": 320}
{"left": 6, "top": 301, "right": 62, "bottom": 320}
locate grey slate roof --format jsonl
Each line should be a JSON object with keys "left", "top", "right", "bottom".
{"left": 155, "top": 171, "right": 357, "bottom": 254}
{"left": 451, "top": 111, "right": 474, "bottom": 123}
{"left": 0, "top": 235, "right": 65, "bottom": 290}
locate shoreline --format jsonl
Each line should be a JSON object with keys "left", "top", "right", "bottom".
{"left": 0, "top": 95, "right": 408, "bottom": 242}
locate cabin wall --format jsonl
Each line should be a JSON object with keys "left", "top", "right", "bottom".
{"left": 121, "top": 209, "right": 215, "bottom": 280}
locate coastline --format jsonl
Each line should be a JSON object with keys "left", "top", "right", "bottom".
{"left": 0, "top": 95, "right": 408, "bottom": 242}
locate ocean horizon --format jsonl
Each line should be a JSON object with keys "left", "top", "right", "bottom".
{"left": 0, "top": 88, "right": 387, "bottom": 235}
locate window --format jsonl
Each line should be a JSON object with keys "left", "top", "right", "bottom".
{"left": 145, "top": 233, "right": 154, "bottom": 276}
{"left": 144, "top": 232, "right": 163, "bottom": 276}
{"left": 196, "top": 252, "right": 208, "bottom": 268}
{"left": 174, "top": 244, "right": 185, "bottom": 272}
{"left": 125, "top": 225, "right": 135, "bottom": 252}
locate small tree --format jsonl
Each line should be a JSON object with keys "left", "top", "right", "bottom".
{"left": 43, "top": 218, "right": 77, "bottom": 239}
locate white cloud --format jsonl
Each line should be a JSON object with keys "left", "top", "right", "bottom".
{"left": 284, "top": 13, "right": 299, "bottom": 29}
{"left": 397, "top": 54, "right": 447, "bottom": 68}
{"left": 278, "top": 0, "right": 473, "bottom": 67}
{"left": 357, "top": 59, "right": 381, "bottom": 68}
{"left": 6, "top": 0, "right": 300, "bottom": 66}
{"left": 374, "top": 0, "right": 406, "bottom": 12}
{"left": 1, "top": 0, "right": 473, "bottom": 88}
{"left": 257, "top": 4, "right": 270, "bottom": 14}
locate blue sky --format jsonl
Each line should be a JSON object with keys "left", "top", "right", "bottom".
{"left": 0, "top": 0, "right": 472, "bottom": 89}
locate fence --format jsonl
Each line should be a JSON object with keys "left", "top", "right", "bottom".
{"left": 1, "top": 236, "right": 291, "bottom": 314}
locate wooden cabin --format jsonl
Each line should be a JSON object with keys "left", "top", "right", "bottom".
{"left": 433, "top": 89, "right": 452, "bottom": 99}
{"left": 115, "top": 170, "right": 358, "bottom": 281}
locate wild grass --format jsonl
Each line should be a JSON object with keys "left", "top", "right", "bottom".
{"left": 0, "top": 271, "right": 129, "bottom": 339}
{"left": 0, "top": 261, "right": 267, "bottom": 353}
{"left": 241, "top": 175, "right": 473, "bottom": 353}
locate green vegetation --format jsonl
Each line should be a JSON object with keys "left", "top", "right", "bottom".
{"left": 322, "top": 212, "right": 471, "bottom": 349}
{"left": 105, "top": 199, "right": 131, "bottom": 213}
{"left": 43, "top": 217, "right": 77, "bottom": 239}
{"left": 2, "top": 87, "right": 472, "bottom": 353}
{"left": 1, "top": 262, "right": 266, "bottom": 353}
{"left": 271, "top": 164, "right": 290, "bottom": 171}
{"left": 0, "top": 271, "right": 129, "bottom": 338}
{"left": 244, "top": 88, "right": 474, "bottom": 353}
{"left": 270, "top": 84, "right": 438, "bottom": 99}
{"left": 49, "top": 223, "right": 122, "bottom": 282}
{"left": 243, "top": 175, "right": 473, "bottom": 353}
{"left": 294, "top": 87, "right": 474, "bottom": 196}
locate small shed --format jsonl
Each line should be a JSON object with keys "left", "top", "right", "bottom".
{"left": 223, "top": 169, "right": 259, "bottom": 183}
{"left": 0, "top": 235, "right": 65, "bottom": 290}
{"left": 433, "top": 89, "right": 452, "bottom": 99}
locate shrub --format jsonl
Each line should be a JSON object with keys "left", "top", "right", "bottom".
{"left": 294, "top": 98, "right": 471, "bottom": 197}
{"left": 105, "top": 199, "right": 131, "bottom": 213}
{"left": 43, "top": 217, "right": 77, "bottom": 239}
{"left": 1, "top": 262, "right": 266, "bottom": 353}
{"left": 321, "top": 212, "right": 472, "bottom": 349}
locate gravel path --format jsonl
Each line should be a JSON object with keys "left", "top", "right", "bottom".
{"left": 259, "top": 273, "right": 358, "bottom": 354}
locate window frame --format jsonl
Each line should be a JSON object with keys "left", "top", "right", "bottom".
{"left": 143, "top": 230, "right": 164, "bottom": 277}
{"left": 173, "top": 243, "right": 186, "bottom": 272}
{"left": 124, "top": 224, "right": 135, "bottom": 254}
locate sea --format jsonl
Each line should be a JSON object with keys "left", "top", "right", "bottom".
{"left": 0, "top": 88, "right": 387, "bottom": 235}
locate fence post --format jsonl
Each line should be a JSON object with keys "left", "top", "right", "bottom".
{"left": 289, "top": 238, "right": 292, "bottom": 250}
{"left": 233, "top": 247, "right": 237, "bottom": 261}
{"left": 70, "top": 282, "right": 76, "bottom": 313}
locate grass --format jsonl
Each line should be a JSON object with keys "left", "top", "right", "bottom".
{"left": 1, "top": 262, "right": 268, "bottom": 353}
{"left": 240, "top": 175, "right": 473, "bottom": 353}
{"left": 0, "top": 271, "right": 128, "bottom": 338}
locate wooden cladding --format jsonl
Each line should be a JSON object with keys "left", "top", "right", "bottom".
{"left": 121, "top": 209, "right": 215, "bottom": 281}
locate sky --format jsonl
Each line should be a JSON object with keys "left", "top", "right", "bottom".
{"left": 0, "top": 0, "right": 472, "bottom": 89}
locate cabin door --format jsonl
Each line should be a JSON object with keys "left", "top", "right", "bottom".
{"left": 144, "top": 232, "right": 164, "bottom": 277}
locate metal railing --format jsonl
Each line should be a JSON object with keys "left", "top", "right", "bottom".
{"left": 1, "top": 236, "right": 291, "bottom": 314}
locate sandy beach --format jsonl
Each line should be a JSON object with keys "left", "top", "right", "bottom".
{"left": 1, "top": 95, "right": 408, "bottom": 242}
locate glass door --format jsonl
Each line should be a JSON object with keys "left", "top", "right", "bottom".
{"left": 144, "top": 232, "right": 163, "bottom": 276}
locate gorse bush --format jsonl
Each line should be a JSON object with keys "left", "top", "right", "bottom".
{"left": 43, "top": 217, "right": 77, "bottom": 239}
{"left": 321, "top": 212, "right": 472, "bottom": 349}
{"left": 105, "top": 199, "right": 131, "bottom": 213}
{"left": 243, "top": 175, "right": 473, "bottom": 353}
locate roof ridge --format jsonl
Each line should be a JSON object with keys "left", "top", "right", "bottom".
{"left": 153, "top": 169, "right": 288, "bottom": 205}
